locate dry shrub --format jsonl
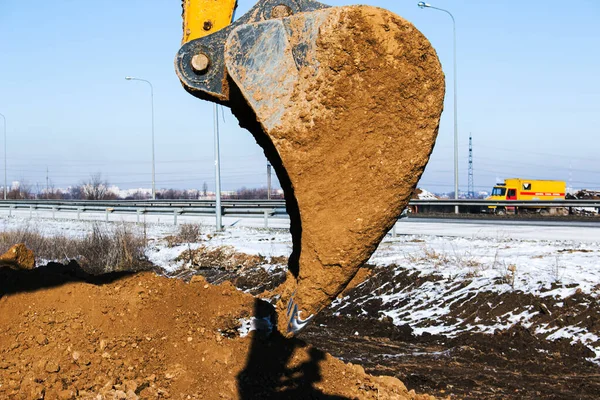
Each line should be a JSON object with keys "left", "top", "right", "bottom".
{"left": 0, "top": 223, "right": 149, "bottom": 274}
{"left": 165, "top": 223, "right": 203, "bottom": 247}
{"left": 178, "top": 223, "right": 202, "bottom": 243}
{"left": 423, "top": 246, "right": 450, "bottom": 264}
{"left": 0, "top": 227, "right": 72, "bottom": 261}
{"left": 78, "top": 223, "right": 149, "bottom": 274}
{"left": 405, "top": 245, "right": 451, "bottom": 269}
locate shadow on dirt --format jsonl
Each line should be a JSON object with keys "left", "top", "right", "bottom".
{"left": 237, "top": 299, "right": 349, "bottom": 400}
{"left": 0, "top": 261, "right": 132, "bottom": 298}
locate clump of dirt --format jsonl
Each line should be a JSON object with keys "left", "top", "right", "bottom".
{"left": 170, "top": 264, "right": 288, "bottom": 296}
{"left": 167, "top": 246, "right": 288, "bottom": 295}
{"left": 232, "top": 266, "right": 287, "bottom": 294}
{"left": 176, "top": 245, "right": 287, "bottom": 271}
{"left": 0, "top": 243, "right": 35, "bottom": 270}
{"left": 0, "top": 263, "right": 433, "bottom": 399}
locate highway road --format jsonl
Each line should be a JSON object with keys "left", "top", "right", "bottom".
{"left": 397, "top": 217, "right": 600, "bottom": 243}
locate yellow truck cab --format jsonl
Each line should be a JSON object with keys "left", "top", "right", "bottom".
{"left": 487, "top": 179, "right": 566, "bottom": 213}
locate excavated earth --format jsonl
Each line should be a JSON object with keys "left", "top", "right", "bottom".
{"left": 1, "top": 248, "right": 600, "bottom": 399}
{"left": 0, "top": 262, "right": 433, "bottom": 400}
{"left": 185, "top": 260, "right": 600, "bottom": 400}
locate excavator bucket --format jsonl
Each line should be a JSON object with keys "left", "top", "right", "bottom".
{"left": 176, "top": 1, "right": 445, "bottom": 335}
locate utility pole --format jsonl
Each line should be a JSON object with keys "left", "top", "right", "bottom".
{"left": 46, "top": 166, "right": 49, "bottom": 199}
{"left": 468, "top": 133, "right": 474, "bottom": 198}
{"left": 267, "top": 162, "right": 272, "bottom": 200}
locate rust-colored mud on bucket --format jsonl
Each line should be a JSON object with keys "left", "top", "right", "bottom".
{"left": 226, "top": 5, "right": 445, "bottom": 334}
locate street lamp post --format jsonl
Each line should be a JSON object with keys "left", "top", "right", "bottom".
{"left": 213, "top": 104, "right": 223, "bottom": 232}
{"left": 418, "top": 2, "right": 459, "bottom": 213}
{"left": 0, "top": 113, "right": 6, "bottom": 200}
{"left": 267, "top": 162, "right": 272, "bottom": 200}
{"left": 125, "top": 77, "right": 156, "bottom": 200}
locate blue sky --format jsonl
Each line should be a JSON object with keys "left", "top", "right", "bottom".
{"left": 0, "top": 0, "right": 598, "bottom": 193}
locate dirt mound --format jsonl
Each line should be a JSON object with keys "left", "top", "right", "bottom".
{"left": 0, "top": 263, "right": 433, "bottom": 399}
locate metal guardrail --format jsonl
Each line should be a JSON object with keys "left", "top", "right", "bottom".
{"left": 0, "top": 199, "right": 289, "bottom": 227}
{"left": 0, "top": 199, "right": 287, "bottom": 208}
{"left": 0, "top": 199, "right": 598, "bottom": 226}
{"left": 4, "top": 199, "right": 599, "bottom": 207}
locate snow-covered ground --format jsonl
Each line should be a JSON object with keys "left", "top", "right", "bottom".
{"left": 339, "top": 234, "right": 600, "bottom": 362}
{"left": 1, "top": 214, "right": 598, "bottom": 295}
{"left": 1, "top": 214, "right": 599, "bottom": 360}
{"left": 373, "top": 235, "right": 600, "bottom": 297}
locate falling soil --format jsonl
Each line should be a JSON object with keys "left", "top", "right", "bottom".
{"left": 0, "top": 263, "right": 433, "bottom": 399}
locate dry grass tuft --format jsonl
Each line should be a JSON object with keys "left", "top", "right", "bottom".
{"left": 165, "top": 223, "right": 203, "bottom": 247}
{"left": 78, "top": 223, "right": 149, "bottom": 274}
{"left": 0, "top": 223, "right": 150, "bottom": 274}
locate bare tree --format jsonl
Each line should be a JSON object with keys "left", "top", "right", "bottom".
{"left": 226, "top": 187, "right": 284, "bottom": 200}
{"left": 157, "top": 188, "right": 181, "bottom": 200}
{"left": 69, "top": 185, "right": 84, "bottom": 200}
{"left": 125, "top": 190, "right": 150, "bottom": 200}
{"left": 202, "top": 182, "right": 208, "bottom": 197}
{"left": 156, "top": 188, "right": 200, "bottom": 200}
{"left": 35, "top": 182, "right": 42, "bottom": 199}
{"left": 7, "top": 180, "right": 33, "bottom": 200}
{"left": 73, "top": 173, "right": 117, "bottom": 200}
{"left": 44, "top": 180, "right": 65, "bottom": 199}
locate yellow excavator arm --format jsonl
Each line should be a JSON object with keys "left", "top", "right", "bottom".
{"left": 181, "top": 0, "right": 238, "bottom": 44}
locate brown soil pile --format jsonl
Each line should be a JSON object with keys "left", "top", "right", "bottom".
{"left": 226, "top": 6, "right": 445, "bottom": 331}
{"left": 0, "top": 263, "right": 434, "bottom": 399}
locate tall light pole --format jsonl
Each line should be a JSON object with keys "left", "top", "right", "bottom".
{"left": 125, "top": 77, "right": 156, "bottom": 200}
{"left": 213, "top": 104, "right": 223, "bottom": 232}
{"left": 418, "top": 2, "right": 459, "bottom": 213}
{"left": 0, "top": 113, "right": 6, "bottom": 200}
